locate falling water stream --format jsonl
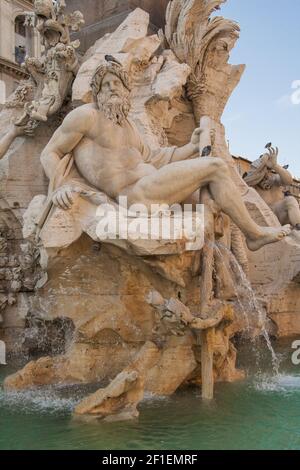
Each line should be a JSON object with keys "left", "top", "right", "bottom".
{"left": 214, "top": 242, "right": 280, "bottom": 376}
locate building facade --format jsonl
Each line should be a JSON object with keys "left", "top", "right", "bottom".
{"left": 0, "top": 0, "right": 41, "bottom": 103}
{"left": 0, "top": 0, "right": 169, "bottom": 103}
{"left": 66, "top": 0, "right": 169, "bottom": 53}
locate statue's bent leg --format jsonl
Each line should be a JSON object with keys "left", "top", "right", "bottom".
{"left": 271, "top": 197, "right": 300, "bottom": 227}
{"left": 283, "top": 197, "right": 300, "bottom": 227}
{"left": 125, "top": 157, "right": 224, "bottom": 206}
{"left": 124, "top": 157, "right": 291, "bottom": 251}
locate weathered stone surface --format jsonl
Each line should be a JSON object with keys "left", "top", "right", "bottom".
{"left": 66, "top": 0, "right": 169, "bottom": 52}
{"left": 72, "top": 8, "right": 151, "bottom": 103}
{"left": 3, "top": 235, "right": 243, "bottom": 394}
{"left": 4, "top": 356, "right": 66, "bottom": 390}
{"left": 145, "top": 334, "right": 197, "bottom": 395}
{"left": 24, "top": 191, "right": 204, "bottom": 260}
{"left": 74, "top": 341, "right": 160, "bottom": 421}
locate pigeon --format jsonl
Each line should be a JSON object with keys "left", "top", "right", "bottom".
{"left": 105, "top": 55, "right": 122, "bottom": 66}
{"left": 283, "top": 165, "right": 289, "bottom": 170}
{"left": 201, "top": 146, "right": 212, "bottom": 157}
{"left": 265, "top": 142, "right": 272, "bottom": 149}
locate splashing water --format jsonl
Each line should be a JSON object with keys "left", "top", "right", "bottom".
{"left": 253, "top": 374, "right": 300, "bottom": 393}
{"left": 214, "top": 242, "right": 280, "bottom": 376}
{"left": 0, "top": 390, "right": 77, "bottom": 414}
{"left": 0, "top": 386, "right": 80, "bottom": 415}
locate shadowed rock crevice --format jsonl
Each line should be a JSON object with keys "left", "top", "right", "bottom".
{"left": 22, "top": 313, "right": 75, "bottom": 357}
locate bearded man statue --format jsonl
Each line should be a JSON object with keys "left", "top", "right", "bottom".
{"left": 29, "top": 58, "right": 290, "bottom": 251}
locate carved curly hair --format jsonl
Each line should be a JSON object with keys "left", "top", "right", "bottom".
{"left": 90, "top": 62, "right": 132, "bottom": 101}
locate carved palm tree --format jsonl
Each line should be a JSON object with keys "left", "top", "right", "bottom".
{"left": 162, "top": 0, "right": 241, "bottom": 121}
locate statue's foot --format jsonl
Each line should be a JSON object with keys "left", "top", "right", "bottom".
{"left": 246, "top": 225, "right": 291, "bottom": 251}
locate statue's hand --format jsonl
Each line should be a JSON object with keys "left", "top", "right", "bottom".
{"left": 190, "top": 127, "right": 202, "bottom": 147}
{"left": 52, "top": 185, "right": 75, "bottom": 210}
{"left": 266, "top": 146, "right": 279, "bottom": 169}
{"left": 12, "top": 124, "right": 34, "bottom": 138}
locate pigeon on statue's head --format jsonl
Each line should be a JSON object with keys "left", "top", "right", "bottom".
{"left": 105, "top": 55, "right": 122, "bottom": 67}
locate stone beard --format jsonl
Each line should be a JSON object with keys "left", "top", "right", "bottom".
{"left": 95, "top": 88, "right": 131, "bottom": 126}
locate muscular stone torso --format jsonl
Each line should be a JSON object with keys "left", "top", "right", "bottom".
{"left": 73, "top": 106, "right": 156, "bottom": 198}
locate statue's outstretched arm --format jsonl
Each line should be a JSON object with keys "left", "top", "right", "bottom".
{"left": 171, "top": 116, "right": 212, "bottom": 163}
{"left": 0, "top": 125, "right": 24, "bottom": 160}
{"left": 275, "top": 165, "right": 293, "bottom": 186}
{"left": 266, "top": 146, "right": 293, "bottom": 186}
{"left": 171, "top": 129, "right": 199, "bottom": 163}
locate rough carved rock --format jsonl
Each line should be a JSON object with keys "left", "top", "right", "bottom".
{"left": 3, "top": 236, "right": 196, "bottom": 391}
{"left": 147, "top": 290, "right": 234, "bottom": 335}
{"left": 73, "top": 8, "right": 152, "bottom": 104}
{"left": 3, "top": 234, "right": 243, "bottom": 399}
{"left": 23, "top": 191, "right": 204, "bottom": 262}
{"left": 74, "top": 341, "right": 160, "bottom": 421}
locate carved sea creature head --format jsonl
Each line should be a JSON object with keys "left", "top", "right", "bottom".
{"left": 91, "top": 59, "right": 132, "bottom": 125}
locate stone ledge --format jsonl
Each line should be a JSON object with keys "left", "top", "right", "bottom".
{"left": 0, "top": 56, "right": 29, "bottom": 81}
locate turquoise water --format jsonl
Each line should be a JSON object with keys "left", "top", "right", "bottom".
{"left": 1, "top": 340, "right": 300, "bottom": 450}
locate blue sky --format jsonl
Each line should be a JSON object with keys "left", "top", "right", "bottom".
{"left": 216, "top": 0, "right": 300, "bottom": 176}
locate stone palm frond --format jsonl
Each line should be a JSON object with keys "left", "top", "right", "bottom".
{"left": 164, "top": 0, "right": 239, "bottom": 73}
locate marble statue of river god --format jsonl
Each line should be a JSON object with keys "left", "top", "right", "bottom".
{"left": 40, "top": 58, "right": 291, "bottom": 251}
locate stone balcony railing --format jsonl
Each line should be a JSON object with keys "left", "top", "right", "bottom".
{"left": 0, "top": 56, "right": 29, "bottom": 80}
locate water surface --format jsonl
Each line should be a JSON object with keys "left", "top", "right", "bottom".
{"left": 1, "top": 340, "right": 300, "bottom": 450}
